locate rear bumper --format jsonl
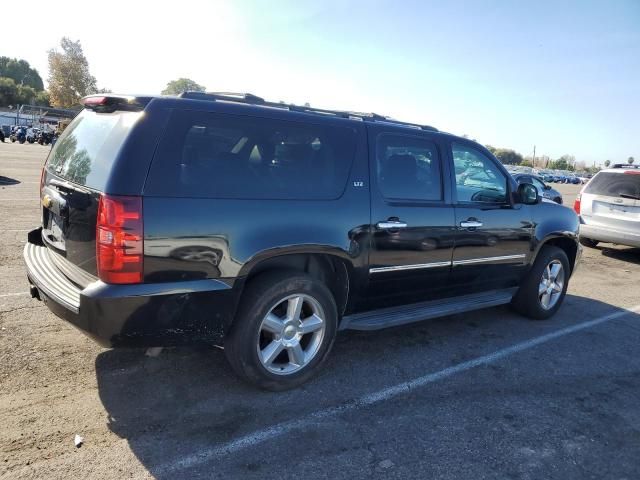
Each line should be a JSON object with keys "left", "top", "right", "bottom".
{"left": 580, "top": 223, "right": 640, "bottom": 248}
{"left": 24, "top": 229, "right": 236, "bottom": 347}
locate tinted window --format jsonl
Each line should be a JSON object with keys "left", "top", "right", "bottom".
{"left": 376, "top": 134, "right": 442, "bottom": 201}
{"left": 47, "top": 110, "right": 142, "bottom": 190}
{"left": 145, "top": 110, "right": 357, "bottom": 199}
{"left": 584, "top": 171, "right": 640, "bottom": 198}
{"left": 452, "top": 143, "right": 507, "bottom": 203}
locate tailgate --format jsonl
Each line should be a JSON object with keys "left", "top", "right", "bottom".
{"left": 41, "top": 108, "right": 143, "bottom": 284}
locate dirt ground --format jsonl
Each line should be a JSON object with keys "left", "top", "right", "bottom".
{"left": 1, "top": 142, "right": 639, "bottom": 479}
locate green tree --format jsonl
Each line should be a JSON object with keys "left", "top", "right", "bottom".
{"left": 493, "top": 148, "right": 524, "bottom": 165}
{"left": 47, "top": 38, "right": 97, "bottom": 108}
{"left": 34, "top": 90, "right": 51, "bottom": 107}
{"left": 16, "top": 84, "right": 37, "bottom": 105}
{"left": 162, "top": 78, "right": 206, "bottom": 95}
{"left": 629, "top": 156, "right": 635, "bottom": 165}
{"left": 0, "top": 77, "right": 18, "bottom": 106}
{"left": 604, "top": 160, "right": 611, "bottom": 167}
{"left": 0, "top": 57, "right": 44, "bottom": 91}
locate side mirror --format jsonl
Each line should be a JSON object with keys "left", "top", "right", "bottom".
{"left": 517, "top": 183, "right": 541, "bottom": 205}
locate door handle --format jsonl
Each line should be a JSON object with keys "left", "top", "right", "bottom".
{"left": 460, "top": 220, "right": 483, "bottom": 228}
{"left": 376, "top": 220, "right": 408, "bottom": 230}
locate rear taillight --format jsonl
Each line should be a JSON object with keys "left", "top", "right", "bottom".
{"left": 96, "top": 195, "right": 143, "bottom": 284}
{"left": 573, "top": 193, "right": 581, "bottom": 214}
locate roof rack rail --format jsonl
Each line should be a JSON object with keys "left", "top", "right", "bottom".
{"left": 612, "top": 163, "right": 639, "bottom": 169}
{"left": 177, "top": 91, "right": 438, "bottom": 131}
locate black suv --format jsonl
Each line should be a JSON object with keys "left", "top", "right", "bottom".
{"left": 24, "top": 92, "right": 581, "bottom": 390}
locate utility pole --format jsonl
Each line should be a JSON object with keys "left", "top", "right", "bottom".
{"left": 532, "top": 145, "right": 536, "bottom": 167}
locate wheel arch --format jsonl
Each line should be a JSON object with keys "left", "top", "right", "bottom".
{"left": 237, "top": 250, "right": 355, "bottom": 320}
{"left": 533, "top": 234, "right": 579, "bottom": 274}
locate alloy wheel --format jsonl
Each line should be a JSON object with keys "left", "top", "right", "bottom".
{"left": 538, "top": 260, "right": 565, "bottom": 310}
{"left": 256, "top": 294, "right": 326, "bottom": 375}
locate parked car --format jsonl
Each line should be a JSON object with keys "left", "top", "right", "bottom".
{"left": 575, "top": 164, "right": 640, "bottom": 248}
{"left": 24, "top": 92, "right": 581, "bottom": 390}
{"left": 512, "top": 173, "right": 563, "bottom": 204}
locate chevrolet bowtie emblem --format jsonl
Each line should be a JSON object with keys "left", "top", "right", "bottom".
{"left": 42, "top": 195, "right": 52, "bottom": 208}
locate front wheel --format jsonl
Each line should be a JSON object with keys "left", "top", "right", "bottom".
{"left": 224, "top": 271, "right": 338, "bottom": 390}
{"left": 512, "top": 246, "right": 570, "bottom": 320}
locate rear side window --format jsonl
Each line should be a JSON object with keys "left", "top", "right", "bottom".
{"left": 376, "top": 134, "right": 442, "bottom": 201}
{"left": 145, "top": 110, "right": 357, "bottom": 199}
{"left": 584, "top": 172, "right": 640, "bottom": 198}
{"left": 47, "top": 110, "right": 142, "bottom": 190}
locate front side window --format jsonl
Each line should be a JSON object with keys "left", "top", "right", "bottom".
{"left": 145, "top": 111, "right": 357, "bottom": 199}
{"left": 376, "top": 134, "right": 442, "bottom": 201}
{"left": 452, "top": 143, "right": 507, "bottom": 203}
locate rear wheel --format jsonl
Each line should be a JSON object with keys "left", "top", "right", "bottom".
{"left": 224, "top": 271, "right": 338, "bottom": 390}
{"left": 579, "top": 237, "right": 599, "bottom": 248}
{"left": 512, "top": 246, "right": 570, "bottom": 320}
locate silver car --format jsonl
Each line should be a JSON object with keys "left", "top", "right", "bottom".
{"left": 576, "top": 165, "right": 640, "bottom": 248}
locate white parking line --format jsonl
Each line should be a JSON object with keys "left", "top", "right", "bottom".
{"left": 0, "top": 292, "right": 28, "bottom": 298}
{"left": 157, "top": 303, "right": 640, "bottom": 474}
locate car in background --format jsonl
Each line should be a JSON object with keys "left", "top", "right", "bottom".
{"left": 512, "top": 173, "right": 563, "bottom": 204}
{"left": 575, "top": 164, "right": 640, "bottom": 248}
{"left": 566, "top": 174, "right": 581, "bottom": 184}
{"left": 540, "top": 172, "right": 555, "bottom": 183}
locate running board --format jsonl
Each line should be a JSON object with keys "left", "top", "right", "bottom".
{"left": 340, "top": 289, "right": 516, "bottom": 331}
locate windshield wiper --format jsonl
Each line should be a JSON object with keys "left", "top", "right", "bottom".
{"left": 620, "top": 193, "right": 640, "bottom": 200}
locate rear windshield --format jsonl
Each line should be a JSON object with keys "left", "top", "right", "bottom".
{"left": 584, "top": 171, "right": 640, "bottom": 198}
{"left": 144, "top": 110, "right": 357, "bottom": 200}
{"left": 47, "top": 110, "right": 142, "bottom": 190}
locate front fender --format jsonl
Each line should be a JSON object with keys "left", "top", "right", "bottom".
{"left": 530, "top": 202, "right": 580, "bottom": 270}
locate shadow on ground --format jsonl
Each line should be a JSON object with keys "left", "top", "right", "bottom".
{"left": 0, "top": 175, "right": 20, "bottom": 186}
{"left": 95, "top": 295, "right": 639, "bottom": 478}
{"left": 599, "top": 245, "right": 640, "bottom": 265}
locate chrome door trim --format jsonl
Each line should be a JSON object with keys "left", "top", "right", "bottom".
{"left": 452, "top": 254, "right": 526, "bottom": 266}
{"left": 369, "top": 261, "right": 452, "bottom": 274}
{"left": 370, "top": 254, "right": 527, "bottom": 274}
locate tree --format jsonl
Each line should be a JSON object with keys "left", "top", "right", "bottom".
{"left": 493, "top": 148, "right": 524, "bottom": 165}
{"left": 604, "top": 160, "right": 611, "bottom": 167}
{"left": 47, "top": 38, "right": 97, "bottom": 108}
{"left": 34, "top": 91, "right": 50, "bottom": 107}
{"left": 0, "top": 77, "right": 18, "bottom": 106}
{"left": 16, "top": 84, "right": 37, "bottom": 105}
{"left": 0, "top": 57, "right": 44, "bottom": 91}
{"left": 629, "top": 156, "right": 635, "bottom": 165}
{"left": 162, "top": 78, "right": 206, "bottom": 95}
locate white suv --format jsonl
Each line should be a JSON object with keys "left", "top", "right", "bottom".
{"left": 575, "top": 164, "right": 640, "bottom": 248}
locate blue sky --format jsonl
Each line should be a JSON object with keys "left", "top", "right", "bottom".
{"left": 2, "top": 0, "right": 638, "bottom": 165}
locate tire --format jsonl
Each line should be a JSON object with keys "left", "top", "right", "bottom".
{"left": 554, "top": 197, "right": 562, "bottom": 205}
{"left": 579, "top": 237, "right": 598, "bottom": 248}
{"left": 512, "top": 245, "right": 570, "bottom": 320}
{"left": 224, "top": 271, "right": 338, "bottom": 391}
